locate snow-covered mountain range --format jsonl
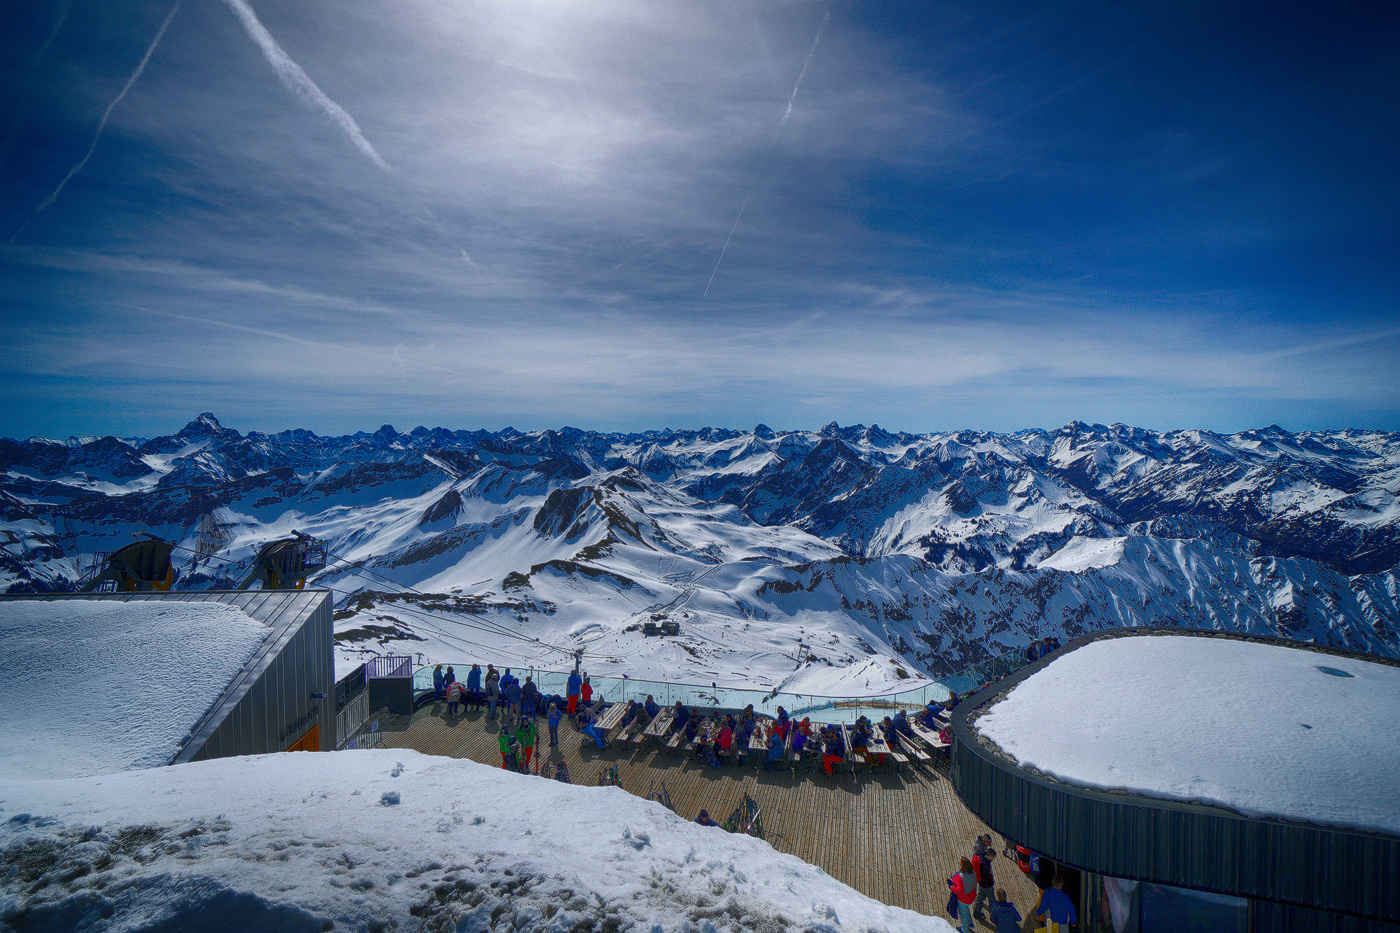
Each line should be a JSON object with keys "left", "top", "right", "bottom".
{"left": 3, "top": 415, "right": 1398, "bottom": 685}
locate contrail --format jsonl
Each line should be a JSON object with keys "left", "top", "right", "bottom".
{"left": 703, "top": 195, "right": 748, "bottom": 298}
{"left": 35, "top": 0, "right": 76, "bottom": 64}
{"left": 780, "top": 11, "right": 829, "bottom": 125}
{"left": 10, "top": 0, "right": 182, "bottom": 240}
{"left": 220, "top": 0, "right": 390, "bottom": 172}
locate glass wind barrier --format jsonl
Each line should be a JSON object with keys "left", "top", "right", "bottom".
{"left": 412, "top": 640, "right": 1049, "bottom": 724}
{"left": 415, "top": 666, "right": 944, "bottom": 724}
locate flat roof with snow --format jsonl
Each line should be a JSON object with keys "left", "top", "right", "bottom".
{"left": 950, "top": 628, "right": 1400, "bottom": 925}
{"left": 0, "top": 597, "right": 272, "bottom": 780}
{"left": 0, "top": 590, "right": 334, "bottom": 780}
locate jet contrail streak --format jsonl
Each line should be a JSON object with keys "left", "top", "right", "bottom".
{"left": 703, "top": 195, "right": 748, "bottom": 298}
{"left": 220, "top": 0, "right": 390, "bottom": 172}
{"left": 780, "top": 11, "right": 830, "bottom": 125}
{"left": 14, "top": 0, "right": 182, "bottom": 234}
{"left": 35, "top": 0, "right": 76, "bottom": 64}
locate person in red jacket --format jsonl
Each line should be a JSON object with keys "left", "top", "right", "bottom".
{"left": 947, "top": 857, "right": 977, "bottom": 933}
{"left": 580, "top": 674, "right": 593, "bottom": 708}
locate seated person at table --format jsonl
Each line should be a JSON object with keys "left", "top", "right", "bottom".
{"left": 774, "top": 707, "right": 790, "bottom": 739}
{"left": 681, "top": 713, "right": 701, "bottom": 745}
{"left": 669, "top": 703, "right": 690, "bottom": 734}
{"left": 851, "top": 720, "right": 883, "bottom": 765}
{"left": 916, "top": 704, "right": 940, "bottom": 729}
{"left": 891, "top": 710, "right": 914, "bottom": 737}
{"left": 617, "top": 700, "right": 641, "bottom": 729}
{"left": 713, "top": 722, "right": 733, "bottom": 767}
{"left": 821, "top": 726, "right": 845, "bottom": 775}
{"left": 765, "top": 730, "right": 785, "bottom": 770}
{"left": 736, "top": 717, "right": 755, "bottom": 752}
{"left": 791, "top": 725, "right": 809, "bottom": 755}
{"left": 643, "top": 695, "right": 660, "bottom": 722}
{"left": 580, "top": 709, "right": 608, "bottom": 750}
{"left": 880, "top": 716, "right": 901, "bottom": 746}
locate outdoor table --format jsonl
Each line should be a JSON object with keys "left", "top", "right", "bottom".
{"left": 640, "top": 709, "right": 674, "bottom": 745}
{"left": 595, "top": 701, "right": 629, "bottom": 732}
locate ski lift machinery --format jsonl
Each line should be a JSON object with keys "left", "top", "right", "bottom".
{"left": 77, "top": 535, "right": 177, "bottom": 592}
{"left": 235, "top": 531, "right": 327, "bottom": 591}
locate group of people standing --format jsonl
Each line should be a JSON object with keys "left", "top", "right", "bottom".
{"left": 948, "top": 834, "right": 1077, "bottom": 932}
{"left": 434, "top": 663, "right": 590, "bottom": 727}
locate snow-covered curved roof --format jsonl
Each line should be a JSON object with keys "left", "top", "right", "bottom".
{"left": 975, "top": 632, "right": 1400, "bottom": 836}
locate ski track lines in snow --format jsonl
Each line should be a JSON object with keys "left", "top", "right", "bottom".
{"left": 0, "top": 750, "right": 963, "bottom": 932}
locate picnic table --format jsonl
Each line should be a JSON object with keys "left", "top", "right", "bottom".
{"left": 908, "top": 720, "right": 951, "bottom": 765}
{"left": 595, "top": 701, "right": 629, "bottom": 733}
{"left": 639, "top": 708, "right": 674, "bottom": 744}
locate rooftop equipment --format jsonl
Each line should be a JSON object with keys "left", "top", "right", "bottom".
{"left": 234, "top": 531, "right": 327, "bottom": 591}
{"left": 78, "top": 537, "right": 176, "bottom": 592}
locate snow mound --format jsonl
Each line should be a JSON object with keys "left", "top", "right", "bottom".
{"left": 0, "top": 601, "right": 270, "bottom": 781}
{"left": 0, "top": 750, "right": 956, "bottom": 932}
{"left": 977, "top": 635, "right": 1400, "bottom": 835}
{"left": 1036, "top": 536, "right": 1126, "bottom": 572}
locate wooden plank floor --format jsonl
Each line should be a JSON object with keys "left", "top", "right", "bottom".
{"left": 372, "top": 704, "right": 1040, "bottom": 922}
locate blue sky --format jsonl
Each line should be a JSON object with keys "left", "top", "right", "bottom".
{"left": 2, "top": 0, "right": 1396, "bottom": 440}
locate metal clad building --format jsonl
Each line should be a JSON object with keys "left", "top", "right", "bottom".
{"left": 950, "top": 628, "right": 1400, "bottom": 932}
{"left": 0, "top": 590, "right": 334, "bottom": 767}
{"left": 171, "top": 589, "right": 335, "bottom": 761}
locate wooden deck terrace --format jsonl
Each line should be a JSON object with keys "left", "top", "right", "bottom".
{"left": 368, "top": 702, "right": 1041, "bottom": 922}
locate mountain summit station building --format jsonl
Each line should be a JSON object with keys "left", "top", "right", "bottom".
{"left": 950, "top": 627, "right": 1400, "bottom": 932}
{"left": 0, "top": 590, "right": 334, "bottom": 781}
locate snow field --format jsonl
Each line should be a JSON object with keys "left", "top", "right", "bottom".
{"left": 0, "top": 750, "right": 956, "bottom": 933}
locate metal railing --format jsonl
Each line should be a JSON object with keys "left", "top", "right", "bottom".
{"left": 335, "top": 690, "right": 369, "bottom": 747}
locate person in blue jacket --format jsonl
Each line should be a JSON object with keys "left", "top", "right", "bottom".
{"left": 643, "top": 695, "right": 659, "bottom": 721}
{"left": 580, "top": 708, "right": 607, "bottom": 750}
{"left": 990, "top": 889, "right": 1022, "bottom": 933}
{"left": 521, "top": 675, "right": 540, "bottom": 718}
{"left": 465, "top": 664, "right": 482, "bottom": 707}
{"left": 566, "top": 669, "right": 583, "bottom": 717}
{"left": 694, "top": 809, "right": 717, "bottom": 826}
{"left": 670, "top": 702, "right": 690, "bottom": 734}
{"left": 433, "top": 664, "right": 445, "bottom": 701}
{"left": 547, "top": 702, "right": 563, "bottom": 747}
{"left": 502, "top": 674, "right": 522, "bottom": 723}
{"left": 764, "top": 731, "right": 785, "bottom": 771}
{"left": 821, "top": 726, "right": 845, "bottom": 775}
{"left": 892, "top": 710, "right": 913, "bottom": 737}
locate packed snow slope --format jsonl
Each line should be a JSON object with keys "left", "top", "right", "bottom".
{"left": 0, "top": 749, "right": 955, "bottom": 932}
{"left": 3, "top": 415, "right": 1398, "bottom": 682}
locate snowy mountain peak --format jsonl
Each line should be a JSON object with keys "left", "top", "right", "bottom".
{"left": 2, "top": 415, "right": 1397, "bottom": 682}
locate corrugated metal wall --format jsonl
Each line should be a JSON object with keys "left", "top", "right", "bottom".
{"left": 950, "top": 630, "right": 1400, "bottom": 926}
{"left": 173, "top": 589, "right": 335, "bottom": 762}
